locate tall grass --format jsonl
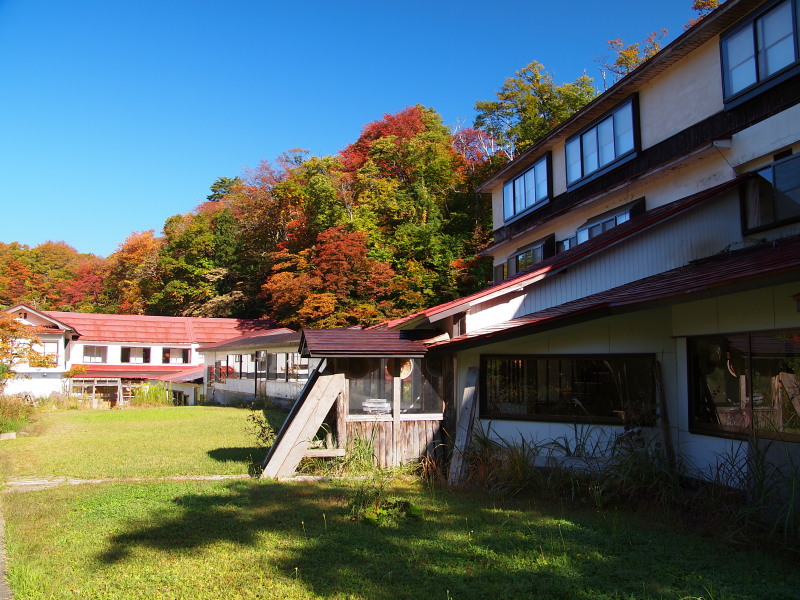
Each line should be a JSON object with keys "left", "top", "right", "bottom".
{"left": 0, "top": 394, "right": 35, "bottom": 433}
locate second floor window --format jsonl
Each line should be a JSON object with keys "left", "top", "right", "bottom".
{"left": 121, "top": 347, "right": 151, "bottom": 364}
{"left": 503, "top": 155, "right": 550, "bottom": 221}
{"left": 163, "top": 348, "right": 191, "bottom": 364}
{"left": 566, "top": 99, "right": 636, "bottom": 186}
{"left": 83, "top": 346, "right": 107, "bottom": 363}
{"left": 743, "top": 152, "right": 800, "bottom": 232}
{"left": 722, "top": 0, "right": 799, "bottom": 100}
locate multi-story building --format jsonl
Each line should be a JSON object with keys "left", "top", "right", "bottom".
{"left": 390, "top": 0, "right": 800, "bottom": 477}
{"left": 3, "top": 304, "right": 278, "bottom": 406}
{"left": 264, "top": 0, "right": 800, "bottom": 480}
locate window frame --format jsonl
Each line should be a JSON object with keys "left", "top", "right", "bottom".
{"left": 740, "top": 151, "right": 800, "bottom": 233}
{"left": 121, "top": 347, "right": 151, "bottom": 364}
{"left": 565, "top": 96, "right": 639, "bottom": 189}
{"left": 506, "top": 234, "right": 555, "bottom": 279}
{"left": 479, "top": 353, "right": 657, "bottom": 425}
{"left": 687, "top": 328, "right": 800, "bottom": 443}
{"left": 720, "top": 0, "right": 800, "bottom": 106}
{"left": 502, "top": 153, "right": 552, "bottom": 223}
{"left": 82, "top": 345, "right": 107, "bottom": 364}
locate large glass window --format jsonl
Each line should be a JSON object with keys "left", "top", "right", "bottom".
{"left": 722, "top": 0, "right": 800, "bottom": 99}
{"left": 743, "top": 153, "right": 800, "bottom": 232}
{"left": 565, "top": 99, "right": 636, "bottom": 186}
{"left": 503, "top": 155, "right": 550, "bottom": 221}
{"left": 480, "top": 354, "right": 656, "bottom": 424}
{"left": 344, "top": 357, "right": 444, "bottom": 416}
{"left": 689, "top": 330, "right": 800, "bottom": 441}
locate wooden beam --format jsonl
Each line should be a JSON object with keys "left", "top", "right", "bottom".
{"left": 447, "top": 367, "right": 478, "bottom": 486}
{"left": 304, "top": 448, "right": 346, "bottom": 457}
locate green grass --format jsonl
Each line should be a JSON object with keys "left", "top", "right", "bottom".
{"left": 2, "top": 407, "right": 800, "bottom": 599}
{"left": 4, "top": 479, "right": 800, "bottom": 600}
{"left": 0, "top": 406, "right": 286, "bottom": 480}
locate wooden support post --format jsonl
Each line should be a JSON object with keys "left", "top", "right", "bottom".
{"left": 448, "top": 367, "right": 479, "bottom": 486}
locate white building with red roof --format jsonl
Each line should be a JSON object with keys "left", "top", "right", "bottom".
{"left": 3, "top": 304, "right": 280, "bottom": 406}
{"left": 378, "top": 0, "right": 800, "bottom": 482}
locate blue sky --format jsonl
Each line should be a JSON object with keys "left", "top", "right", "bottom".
{"left": 0, "top": 1, "right": 697, "bottom": 257}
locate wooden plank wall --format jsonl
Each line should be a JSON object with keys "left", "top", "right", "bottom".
{"left": 347, "top": 419, "right": 443, "bottom": 468}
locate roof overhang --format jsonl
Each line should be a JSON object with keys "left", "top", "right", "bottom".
{"left": 427, "top": 235, "right": 800, "bottom": 354}
{"left": 299, "top": 328, "right": 440, "bottom": 358}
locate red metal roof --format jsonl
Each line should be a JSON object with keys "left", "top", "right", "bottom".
{"left": 72, "top": 364, "right": 198, "bottom": 380}
{"left": 386, "top": 176, "right": 748, "bottom": 329}
{"left": 41, "top": 311, "right": 277, "bottom": 344}
{"left": 428, "top": 235, "right": 800, "bottom": 352}
{"left": 299, "top": 328, "right": 438, "bottom": 358}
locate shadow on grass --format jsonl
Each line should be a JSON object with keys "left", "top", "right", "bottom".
{"left": 207, "top": 447, "right": 268, "bottom": 465}
{"left": 93, "top": 480, "right": 797, "bottom": 600}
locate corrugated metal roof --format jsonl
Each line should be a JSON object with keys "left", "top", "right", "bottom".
{"left": 299, "top": 328, "right": 439, "bottom": 358}
{"left": 42, "top": 311, "right": 277, "bottom": 344}
{"left": 428, "top": 235, "right": 800, "bottom": 353}
{"left": 388, "top": 175, "right": 747, "bottom": 329}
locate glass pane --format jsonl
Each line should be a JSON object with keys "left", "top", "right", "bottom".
{"left": 773, "top": 154, "right": 800, "bottom": 222}
{"left": 749, "top": 331, "right": 800, "bottom": 436}
{"left": 503, "top": 182, "right": 514, "bottom": 219}
{"left": 616, "top": 211, "right": 630, "bottom": 225}
{"left": 576, "top": 228, "right": 589, "bottom": 243}
{"left": 758, "top": 1, "right": 795, "bottom": 77}
{"left": 582, "top": 130, "right": 599, "bottom": 175}
{"left": 566, "top": 139, "right": 582, "bottom": 183}
{"left": 723, "top": 26, "right": 757, "bottom": 95}
{"left": 347, "top": 358, "right": 393, "bottom": 415}
{"left": 690, "top": 335, "right": 751, "bottom": 433}
{"left": 534, "top": 161, "right": 548, "bottom": 202}
{"left": 516, "top": 250, "right": 533, "bottom": 272}
{"left": 524, "top": 169, "right": 537, "bottom": 209}
{"left": 514, "top": 176, "right": 525, "bottom": 214}
{"left": 598, "top": 117, "right": 615, "bottom": 166}
{"left": 613, "top": 102, "right": 634, "bottom": 156}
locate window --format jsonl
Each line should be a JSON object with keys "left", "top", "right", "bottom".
{"left": 566, "top": 98, "right": 636, "bottom": 186}
{"left": 742, "top": 152, "right": 800, "bottom": 232}
{"left": 162, "top": 348, "right": 190, "bottom": 364}
{"left": 497, "top": 235, "right": 555, "bottom": 282}
{"left": 480, "top": 354, "right": 656, "bottom": 424}
{"left": 83, "top": 346, "right": 107, "bottom": 363}
{"left": 121, "top": 347, "right": 151, "bottom": 364}
{"left": 688, "top": 330, "right": 800, "bottom": 441}
{"left": 503, "top": 155, "right": 551, "bottom": 221}
{"left": 42, "top": 342, "right": 59, "bottom": 359}
{"left": 344, "top": 356, "right": 444, "bottom": 416}
{"left": 574, "top": 199, "right": 645, "bottom": 245}
{"left": 721, "top": 0, "right": 800, "bottom": 100}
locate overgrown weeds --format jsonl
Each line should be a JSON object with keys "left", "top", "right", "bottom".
{"left": 461, "top": 423, "right": 799, "bottom": 551}
{"left": 130, "top": 382, "right": 174, "bottom": 407}
{"left": 0, "top": 393, "right": 36, "bottom": 432}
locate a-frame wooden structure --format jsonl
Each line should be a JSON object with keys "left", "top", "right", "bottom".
{"left": 261, "top": 361, "right": 346, "bottom": 479}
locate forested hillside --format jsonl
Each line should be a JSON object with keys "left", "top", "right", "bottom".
{"left": 3, "top": 2, "right": 711, "bottom": 328}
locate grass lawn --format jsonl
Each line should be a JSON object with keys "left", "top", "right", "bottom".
{"left": 0, "top": 406, "right": 282, "bottom": 480}
{"left": 2, "top": 407, "right": 799, "bottom": 599}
